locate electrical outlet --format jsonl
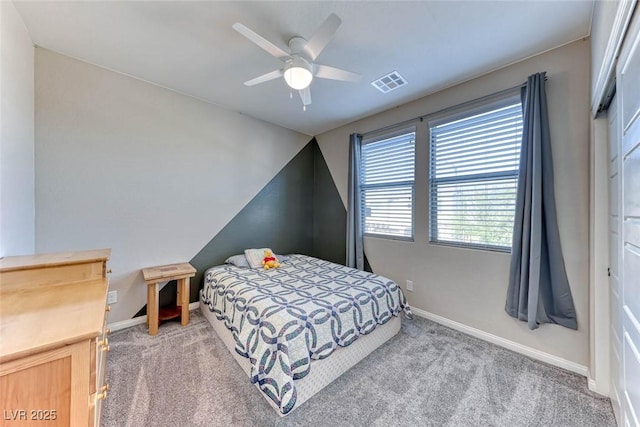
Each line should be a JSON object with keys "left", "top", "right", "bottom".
{"left": 406, "top": 280, "right": 413, "bottom": 292}
{"left": 107, "top": 290, "right": 118, "bottom": 304}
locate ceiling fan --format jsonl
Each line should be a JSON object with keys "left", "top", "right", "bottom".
{"left": 232, "top": 14, "right": 361, "bottom": 110}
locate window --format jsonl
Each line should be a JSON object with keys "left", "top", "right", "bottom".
{"left": 429, "top": 95, "right": 523, "bottom": 250}
{"left": 360, "top": 128, "right": 416, "bottom": 240}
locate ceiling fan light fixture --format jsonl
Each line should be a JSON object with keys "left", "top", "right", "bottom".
{"left": 284, "top": 57, "right": 313, "bottom": 90}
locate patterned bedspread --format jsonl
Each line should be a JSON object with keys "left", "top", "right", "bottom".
{"left": 200, "top": 254, "right": 411, "bottom": 414}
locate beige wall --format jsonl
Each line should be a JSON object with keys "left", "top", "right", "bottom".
{"left": 0, "top": 1, "right": 35, "bottom": 257}
{"left": 316, "top": 39, "right": 591, "bottom": 367}
{"left": 35, "top": 49, "right": 310, "bottom": 323}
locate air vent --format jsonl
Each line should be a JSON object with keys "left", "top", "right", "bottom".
{"left": 371, "top": 71, "right": 407, "bottom": 93}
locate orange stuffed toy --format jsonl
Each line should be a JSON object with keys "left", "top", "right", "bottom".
{"left": 262, "top": 249, "right": 280, "bottom": 270}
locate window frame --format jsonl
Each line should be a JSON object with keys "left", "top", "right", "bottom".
{"left": 427, "top": 90, "right": 523, "bottom": 252}
{"left": 360, "top": 125, "right": 417, "bottom": 241}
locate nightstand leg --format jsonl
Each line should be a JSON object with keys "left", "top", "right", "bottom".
{"left": 179, "top": 278, "right": 189, "bottom": 326}
{"left": 176, "top": 281, "right": 181, "bottom": 307}
{"left": 148, "top": 283, "right": 159, "bottom": 335}
{"left": 146, "top": 285, "right": 150, "bottom": 328}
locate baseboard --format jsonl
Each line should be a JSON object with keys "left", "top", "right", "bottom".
{"left": 410, "top": 307, "right": 589, "bottom": 377}
{"left": 108, "top": 301, "right": 200, "bottom": 332}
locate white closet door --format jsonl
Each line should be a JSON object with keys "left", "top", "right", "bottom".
{"left": 616, "top": 9, "right": 640, "bottom": 427}
{"left": 609, "top": 94, "right": 622, "bottom": 424}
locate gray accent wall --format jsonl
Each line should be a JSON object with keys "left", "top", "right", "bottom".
{"left": 188, "top": 141, "right": 315, "bottom": 301}
{"left": 312, "top": 140, "right": 347, "bottom": 265}
{"left": 138, "top": 138, "right": 349, "bottom": 315}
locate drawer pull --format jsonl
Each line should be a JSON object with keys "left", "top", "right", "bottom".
{"left": 102, "top": 344, "right": 110, "bottom": 353}
{"left": 101, "top": 384, "right": 110, "bottom": 392}
{"left": 98, "top": 338, "right": 109, "bottom": 347}
{"left": 106, "top": 328, "right": 112, "bottom": 335}
{"left": 105, "top": 305, "right": 111, "bottom": 312}
{"left": 106, "top": 269, "right": 112, "bottom": 274}
{"left": 96, "top": 390, "right": 108, "bottom": 401}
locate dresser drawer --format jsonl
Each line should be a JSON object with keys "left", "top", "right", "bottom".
{"left": 0, "top": 341, "right": 91, "bottom": 426}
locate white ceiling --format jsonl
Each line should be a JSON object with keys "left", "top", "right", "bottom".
{"left": 14, "top": 1, "right": 594, "bottom": 136}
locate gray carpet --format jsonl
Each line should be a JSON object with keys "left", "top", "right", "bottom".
{"left": 103, "top": 311, "right": 615, "bottom": 427}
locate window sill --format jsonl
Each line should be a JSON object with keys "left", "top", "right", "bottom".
{"left": 364, "top": 233, "right": 414, "bottom": 243}
{"left": 429, "top": 240, "right": 511, "bottom": 254}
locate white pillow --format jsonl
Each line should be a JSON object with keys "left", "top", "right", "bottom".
{"left": 224, "top": 254, "right": 250, "bottom": 268}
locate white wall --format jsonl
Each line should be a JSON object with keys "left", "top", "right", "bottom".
{"left": 317, "top": 40, "right": 591, "bottom": 367}
{"left": 0, "top": 1, "right": 35, "bottom": 257}
{"left": 35, "top": 49, "right": 310, "bottom": 322}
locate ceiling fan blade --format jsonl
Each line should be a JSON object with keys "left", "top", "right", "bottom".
{"left": 315, "top": 64, "right": 361, "bottom": 82}
{"left": 244, "top": 69, "right": 284, "bottom": 86}
{"left": 303, "top": 13, "right": 341, "bottom": 61}
{"left": 232, "top": 23, "right": 290, "bottom": 60}
{"left": 299, "top": 87, "right": 312, "bottom": 106}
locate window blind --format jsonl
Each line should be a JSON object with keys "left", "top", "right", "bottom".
{"left": 429, "top": 101, "right": 522, "bottom": 250}
{"left": 361, "top": 130, "right": 415, "bottom": 239}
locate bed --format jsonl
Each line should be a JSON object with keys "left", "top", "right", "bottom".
{"left": 199, "top": 253, "right": 411, "bottom": 415}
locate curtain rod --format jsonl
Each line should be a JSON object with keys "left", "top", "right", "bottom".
{"left": 360, "top": 77, "right": 544, "bottom": 138}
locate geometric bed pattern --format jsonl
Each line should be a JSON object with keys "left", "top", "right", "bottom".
{"left": 201, "top": 254, "right": 411, "bottom": 414}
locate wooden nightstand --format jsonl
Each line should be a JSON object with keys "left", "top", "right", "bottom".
{"left": 142, "top": 262, "right": 196, "bottom": 336}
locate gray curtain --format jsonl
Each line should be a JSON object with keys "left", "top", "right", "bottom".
{"left": 505, "top": 72, "right": 577, "bottom": 330}
{"left": 346, "top": 133, "right": 364, "bottom": 270}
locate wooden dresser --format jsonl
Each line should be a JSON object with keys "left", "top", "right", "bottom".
{"left": 0, "top": 249, "right": 112, "bottom": 427}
